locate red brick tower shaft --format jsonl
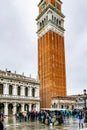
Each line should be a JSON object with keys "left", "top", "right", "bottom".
{"left": 36, "top": 0, "right": 67, "bottom": 108}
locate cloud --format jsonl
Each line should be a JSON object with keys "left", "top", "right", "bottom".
{"left": 63, "top": 0, "right": 87, "bottom": 95}
{"left": 0, "top": 0, "right": 38, "bottom": 77}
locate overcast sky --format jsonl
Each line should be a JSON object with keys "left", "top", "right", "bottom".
{"left": 0, "top": 0, "right": 87, "bottom": 95}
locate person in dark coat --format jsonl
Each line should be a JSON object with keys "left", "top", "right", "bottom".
{"left": 0, "top": 114, "right": 4, "bottom": 130}
{"left": 78, "top": 111, "right": 84, "bottom": 128}
{"left": 57, "top": 111, "right": 63, "bottom": 124}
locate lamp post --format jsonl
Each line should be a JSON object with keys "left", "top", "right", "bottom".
{"left": 83, "top": 89, "right": 87, "bottom": 127}
{"left": 83, "top": 89, "right": 87, "bottom": 111}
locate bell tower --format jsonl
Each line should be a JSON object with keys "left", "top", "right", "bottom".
{"left": 36, "top": 0, "right": 67, "bottom": 108}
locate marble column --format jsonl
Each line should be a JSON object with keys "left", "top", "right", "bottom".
{"left": 21, "top": 86, "right": 25, "bottom": 96}
{"left": 21, "top": 103, "right": 24, "bottom": 112}
{"left": 28, "top": 86, "right": 30, "bottom": 96}
{"left": 3, "top": 83, "right": 8, "bottom": 95}
{"left": 13, "top": 103, "right": 17, "bottom": 115}
{"left": 13, "top": 85, "right": 17, "bottom": 96}
{"left": 3, "top": 84, "right": 6, "bottom": 95}
{"left": 57, "top": 103, "right": 60, "bottom": 109}
{"left": 29, "top": 87, "right": 32, "bottom": 97}
{"left": 35, "top": 87, "right": 39, "bottom": 97}
{"left": 29, "top": 104, "right": 31, "bottom": 111}
{"left": 4, "top": 102, "right": 8, "bottom": 116}
{"left": 37, "top": 88, "right": 40, "bottom": 97}
{"left": 35, "top": 88, "right": 37, "bottom": 97}
{"left": 36, "top": 103, "right": 40, "bottom": 111}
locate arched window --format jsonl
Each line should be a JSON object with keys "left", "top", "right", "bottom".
{"left": 17, "top": 86, "right": 21, "bottom": 96}
{"left": 44, "top": 18, "right": 46, "bottom": 24}
{"left": 32, "top": 88, "right": 35, "bottom": 97}
{"left": 42, "top": 20, "right": 44, "bottom": 26}
{"left": 46, "top": 16, "right": 48, "bottom": 23}
{"left": 66, "top": 105, "right": 69, "bottom": 109}
{"left": 54, "top": 17, "right": 56, "bottom": 24}
{"left": 40, "top": 22, "right": 42, "bottom": 27}
{"left": 61, "top": 105, "right": 63, "bottom": 109}
{"left": 56, "top": 19, "right": 58, "bottom": 25}
{"left": 54, "top": 103, "right": 57, "bottom": 108}
{"left": 0, "top": 84, "right": 3, "bottom": 94}
{"left": 59, "top": 20, "right": 61, "bottom": 26}
{"left": 9, "top": 85, "right": 13, "bottom": 95}
{"left": 31, "top": 104, "right": 36, "bottom": 110}
{"left": 0, "top": 103, "right": 4, "bottom": 112}
{"left": 25, "top": 87, "right": 28, "bottom": 96}
{"left": 52, "top": 15, "right": 54, "bottom": 22}
{"left": 72, "top": 105, "right": 74, "bottom": 110}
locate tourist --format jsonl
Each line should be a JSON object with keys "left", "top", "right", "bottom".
{"left": 78, "top": 111, "right": 84, "bottom": 128}
{"left": 0, "top": 114, "right": 5, "bottom": 130}
{"left": 57, "top": 111, "right": 63, "bottom": 124}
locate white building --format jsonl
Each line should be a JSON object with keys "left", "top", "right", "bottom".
{"left": 76, "top": 94, "right": 87, "bottom": 110}
{"left": 51, "top": 96, "right": 76, "bottom": 110}
{"left": 0, "top": 69, "right": 40, "bottom": 116}
{"left": 52, "top": 94, "right": 87, "bottom": 110}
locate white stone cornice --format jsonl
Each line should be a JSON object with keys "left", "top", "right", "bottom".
{"left": 37, "top": 22, "right": 64, "bottom": 39}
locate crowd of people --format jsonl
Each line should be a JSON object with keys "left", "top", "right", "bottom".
{"left": 15, "top": 109, "right": 64, "bottom": 126}
{"left": 15, "top": 108, "right": 85, "bottom": 127}
{"left": 0, "top": 108, "right": 85, "bottom": 129}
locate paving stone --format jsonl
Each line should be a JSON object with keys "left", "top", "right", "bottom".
{"left": 4, "top": 117, "right": 87, "bottom": 130}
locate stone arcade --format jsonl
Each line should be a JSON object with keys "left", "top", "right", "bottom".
{"left": 0, "top": 69, "right": 40, "bottom": 116}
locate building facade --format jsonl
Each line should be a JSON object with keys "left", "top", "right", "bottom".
{"left": 52, "top": 96, "right": 76, "bottom": 110}
{"left": 0, "top": 69, "right": 40, "bottom": 116}
{"left": 36, "top": 0, "right": 66, "bottom": 108}
{"left": 52, "top": 94, "right": 87, "bottom": 110}
{"left": 76, "top": 94, "right": 87, "bottom": 110}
